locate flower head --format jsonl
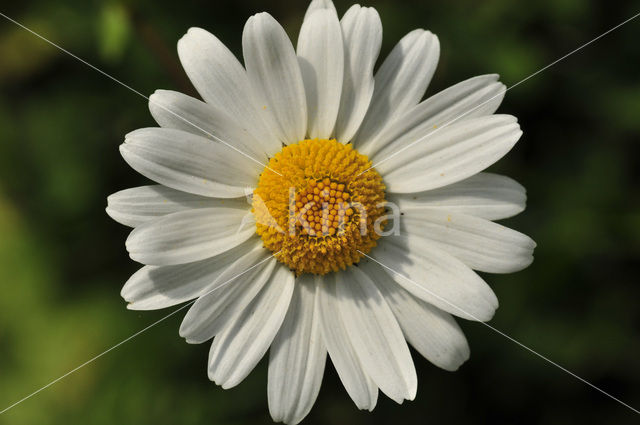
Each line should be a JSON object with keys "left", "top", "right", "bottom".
{"left": 107, "top": 1, "right": 535, "bottom": 423}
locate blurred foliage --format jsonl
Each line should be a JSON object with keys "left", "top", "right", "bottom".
{"left": 98, "top": 3, "right": 132, "bottom": 62}
{"left": 0, "top": 0, "right": 639, "bottom": 424}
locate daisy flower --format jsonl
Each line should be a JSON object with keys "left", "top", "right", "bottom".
{"left": 107, "top": 0, "right": 535, "bottom": 423}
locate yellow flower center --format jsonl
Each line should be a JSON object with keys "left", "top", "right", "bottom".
{"left": 253, "top": 139, "right": 386, "bottom": 275}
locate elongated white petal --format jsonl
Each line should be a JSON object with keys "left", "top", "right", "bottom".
{"left": 121, "top": 239, "right": 259, "bottom": 310}
{"left": 177, "top": 27, "right": 248, "bottom": 111}
{"left": 378, "top": 115, "right": 523, "bottom": 193}
{"left": 362, "top": 261, "right": 470, "bottom": 371}
{"left": 353, "top": 29, "right": 440, "bottom": 146}
{"left": 334, "top": 5, "right": 382, "bottom": 142}
{"left": 360, "top": 74, "right": 505, "bottom": 157}
{"left": 389, "top": 172, "right": 526, "bottom": 220}
{"left": 106, "top": 185, "right": 248, "bottom": 228}
{"left": 208, "top": 264, "right": 295, "bottom": 389}
{"left": 149, "top": 90, "right": 272, "bottom": 159}
{"left": 317, "top": 275, "right": 378, "bottom": 410}
{"left": 297, "top": 8, "right": 343, "bottom": 139}
{"left": 126, "top": 207, "right": 255, "bottom": 266}
{"left": 303, "top": 0, "right": 337, "bottom": 21}
{"left": 370, "top": 235, "right": 498, "bottom": 321}
{"left": 268, "top": 276, "right": 326, "bottom": 425}
{"left": 400, "top": 211, "right": 536, "bottom": 273}
{"left": 337, "top": 266, "right": 417, "bottom": 403}
{"left": 177, "top": 27, "right": 279, "bottom": 153}
{"left": 120, "top": 128, "right": 260, "bottom": 198}
{"left": 243, "top": 13, "right": 307, "bottom": 145}
{"left": 179, "top": 247, "right": 275, "bottom": 343}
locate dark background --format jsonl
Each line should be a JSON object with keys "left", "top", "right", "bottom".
{"left": 0, "top": 0, "right": 639, "bottom": 424}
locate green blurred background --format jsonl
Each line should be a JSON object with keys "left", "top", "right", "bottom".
{"left": 1, "top": 0, "right": 639, "bottom": 423}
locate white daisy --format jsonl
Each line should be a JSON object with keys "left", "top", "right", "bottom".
{"left": 107, "top": 1, "right": 535, "bottom": 423}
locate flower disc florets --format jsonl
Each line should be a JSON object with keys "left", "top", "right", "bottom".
{"left": 253, "top": 139, "right": 386, "bottom": 275}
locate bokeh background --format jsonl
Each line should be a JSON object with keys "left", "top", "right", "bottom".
{"left": 1, "top": 0, "right": 639, "bottom": 423}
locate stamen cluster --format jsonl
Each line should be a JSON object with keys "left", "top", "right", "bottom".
{"left": 253, "top": 139, "right": 386, "bottom": 275}
{"left": 294, "top": 178, "right": 353, "bottom": 237}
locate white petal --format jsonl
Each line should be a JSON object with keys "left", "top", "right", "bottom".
{"left": 317, "top": 275, "right": 378, "bottom": 410}
{"left": 243, "top": 13, "right": 307, "bottom": 145}
{"left": 149, "top": 90, "right": 273, "bottom": 159}
{"left": 106, "top": 185, "right": 248, "bottom": 228}
{"left": 303, "top": 0, "right": 337, "bottom": 21}
{"left": 177, "top": 27, "right": 247, "bottom": 110}
{"left": 120, "top": 128, "right": 260, "bottom": 198}
{"left": 353, "top": 29, "right": 440, "bottom": 147}
{"left": 362, "top": 261, "right": 470, "bottom": 371}
{"left": 177, "top": 28, "right": 280, "bottom": 153}
{"left": 179, "top": 248, "right": 276, "bottom": 343}
{"left": 389, "top": 172, "right": 526, "bottom": 220}
{"left": 378, "top": 115, "right": 523, "bottom": 193}
{"left": 337, "top": 266, "right": 417, "bottom": 403}
{"left": 126, "top": 207, "right": 255, "bottom": 266}
{"left": 370, "top": 235, "right": 498, "bottom": 321}
{"left": 121, "top": 239, "right": 259, "bottom": 310}
{"left": 297, "top": 8, "right": 343, "bottom": 139}
{"left": 208, "top": 264, "right": 295, "bottom": 389}
{"left": 268, "top": 276, "right": 326, "bottom": 425}
{"left": 360, "top": 74, "right": 505, "bottom": 157}
{"left": 334, "top": 5, "right": 382, "bottom": 142}
{"left": 400, "top": 210, "right": 536, "bottom": 273}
